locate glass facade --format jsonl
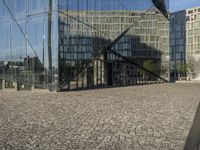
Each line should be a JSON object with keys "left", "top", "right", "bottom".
{"left": 186, "top": 7, "right": 200, "bottom": 79}
{"left": 0, "top": 0, "right": 169, "bottom": 91}
{"left": 170, "top": 7, "right": 200, "bottom": 81}
{"left": 0, "top": 0, "right": 59, "bottom": 91}
{"left": 170, "top": 10, "right": 186, "bottom": 81}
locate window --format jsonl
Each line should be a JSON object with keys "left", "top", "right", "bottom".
{"left": 194, "top": 21, "right": 200, "bottom": 28}
{"left": 179, "top": 39, "right": 184, "bottom": 45}
{"left": 28, "top": 19, "right": 44, "bottom": 46}
{"left": 176, "top": 32, "right": 181, "bottom": 38}
{"left": 188, "top": 37, "right": 193, "bottom": 43}
{"left": 14, "top": 0, "right": 26, "bottom": 13}
{"left": 198, "top": 44, "right": 200, "bottom": 49}
{"left": 0, "top": 26, "right": 10, "bottom": 49}
{"left": 176, "top": 53, "right": 181, "bottom": 59}
{"left": 29, "top": 0, "right": 44, "bottom": 11}
{"left": 0, "top": 0, "right": 6, "bottom": 17}
{"left": 179, "top": 46, "right": 185, "bottom": 52}
{"left": 188, "top": 30, "right": 193, "bottom": 36}
{"left": 186, "top": 45, "right": 190, "bottom": 52}
{"left": 170, "top": 40, "right": 175, "bottom": 46}
{"left": 13, "top": 24, "right": 26, "bottom": 48}
{"left": 191, "top": 44, "right": 193, "bottom": 50}
{"left": 194, "top": 29, "right": 200, "bottom": 35}
{"left": 176, "top": 25, "right": 180, "bottom": 32}
{"left": 188, "top": 10, "right": 193, "bottom": 14}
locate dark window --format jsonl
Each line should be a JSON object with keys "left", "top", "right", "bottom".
{"left": 188, "top": 10, "right": 193, "bottom": 14}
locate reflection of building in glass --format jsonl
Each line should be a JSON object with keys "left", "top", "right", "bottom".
{"left": 170, "top": 7, "right": 200, "bottom": 81}
{"left": 60, "top": 10, "right": 169, "bottom": 58}
{"left": 186, "top": 7, "right": 200, "bottom": 79}
{"left": 59, "top": 10, "right": 169, "bottom": 90}
{"left": 0, "top": 0, "right": 169, "bottom": 91}
{"left": 0, "top": 0, "right": 59, "bottom": 91}
{"left": 170, "top": 10, "right": 186, "bottom": 81}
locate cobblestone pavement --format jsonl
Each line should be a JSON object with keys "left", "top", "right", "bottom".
{"left": 0, "top": 83, "right": 200, "bottom": 150}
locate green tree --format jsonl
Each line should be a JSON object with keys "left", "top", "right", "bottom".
{"left": 160, "top": 64, "right": 169, "bottom": 76}
{"left": 186, "top": 62, "right": 194, "bottom": 74}
{"left": 175, "top": 62, "right": 194, "bottom": 80}
{"left": 142, "top": 60, "right": 160, "bottom": 80}
{"left": 143, "top": 60, "right": 159, "bottom": 73}
{"left": 176, "top": 62, "right": 186, "bottom": 78}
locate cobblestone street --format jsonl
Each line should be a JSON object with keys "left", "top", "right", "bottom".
{"left": 0, "top": 83, "right": 200, "bottom": 150}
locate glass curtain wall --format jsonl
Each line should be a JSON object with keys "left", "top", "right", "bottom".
{"left": 58, "top": 0, "right": 169, "bottom": 91}
{"left": 0, "top": 0, "right": 169, "bottom": 91}
{"left": 0, "top": 0, "right": 59, "bottom": 91}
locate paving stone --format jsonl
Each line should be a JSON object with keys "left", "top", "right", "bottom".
{"left": 0, "top": 83, "right": 200, "bottom": 149}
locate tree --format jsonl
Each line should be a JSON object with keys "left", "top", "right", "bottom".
{"left": 186, "top": 62, "right": 194, "bottom": 74}
{"left": 176, "top": 62, "right": 186, "bottom": 79}
{"left": 160, "top": 64, "right": 169, "bottom": 76}
{"left": 142, "top": 60, "right": 160, "bottom": 80}
{"left": 175, "top": 62, "right": 194, "bottom": 80}
{"left": 143, "top": 60, "right": 159, "bottom": 74}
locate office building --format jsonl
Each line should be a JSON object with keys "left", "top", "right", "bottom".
{"left": 170, "top": 10, "right": 186, "bottom": 80}
{"left": 170, "top": 7, "right": 200, "bottom": 81}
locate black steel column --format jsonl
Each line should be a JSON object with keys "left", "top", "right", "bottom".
{"left": 48, "top": 0, "right": 53, "bottom": 90}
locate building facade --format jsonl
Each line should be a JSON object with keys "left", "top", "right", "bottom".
{"left": 170, "top": 7, "right": 200, "bottom": 81}
{"left": 0, "top": 0, "right": 59, "bottom": 91}
{"left": 0, "top": 0, "right": 169, "bottom": 91}
{"left": 170, "top": 10, "right": 186, "bottom": 81}
{"left": 186, "top": 7, "right": 200, "bottom": 80}
{"left": 58, "top": 10, "right": 169, "bottom": 90}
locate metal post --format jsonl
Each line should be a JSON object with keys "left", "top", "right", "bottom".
{"left": 48, "top": 0, "right": 53, "bottom": 91}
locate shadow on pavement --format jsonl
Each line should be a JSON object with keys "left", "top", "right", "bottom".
{"left": 184, "top": 102, "right": 200, "bottom": 150}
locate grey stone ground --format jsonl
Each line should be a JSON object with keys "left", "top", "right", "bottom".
{"left": 0, "top": 83, "right": 200, "bottom": 150}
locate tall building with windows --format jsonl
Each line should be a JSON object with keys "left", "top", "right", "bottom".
{"left": 0, "top": 0, "right": 169, "bottom": 91}
{"left": 186, "top": 7, "right": 200, "bottom": 79}
{"left": 170, "top": 10, "right": 186, "bottom": 81}
{"left": 170, "top": 6, "right": 200, "bottom": 81}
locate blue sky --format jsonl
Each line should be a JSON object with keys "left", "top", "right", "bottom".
{"left": 170, "top": 0, "right": 200, "bottom": 12}
{"left": 59, "top": 0, "right": 200, "bottom": 12}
